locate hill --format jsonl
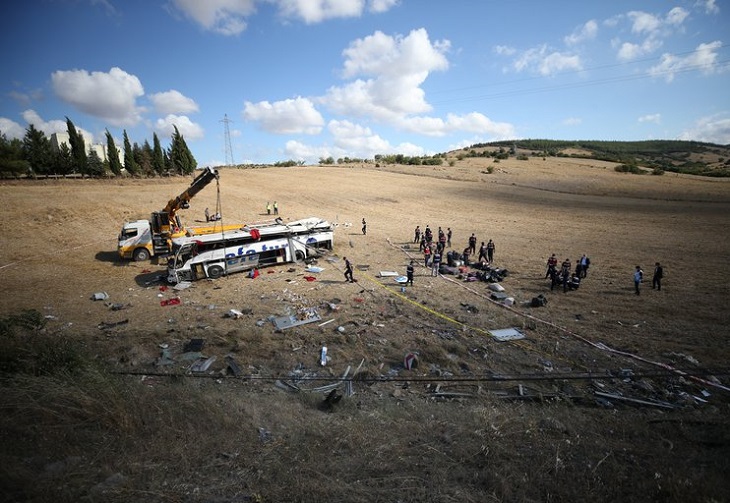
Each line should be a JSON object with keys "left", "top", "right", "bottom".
{"left": 456, "top": 139, "right": 730, "bottom": 177}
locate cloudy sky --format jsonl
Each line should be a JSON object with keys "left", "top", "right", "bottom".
{"left": 1, "top": 0, "right": 728, "bottom": 166}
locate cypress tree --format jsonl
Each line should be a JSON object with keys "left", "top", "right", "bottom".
{"left": 105, "top": 129, "right": 122, "bottom": 176}
{"left": 123, "top": 130, "right": 139, "bottom": 176}
{"left": 152, "top": 133, "right": 165, "bottom": 176}
{"left": 66, "top": 117, "right": 87, "bottom": 175}
{"left": 169, "top": 125, "right": 197, "bottom": 175}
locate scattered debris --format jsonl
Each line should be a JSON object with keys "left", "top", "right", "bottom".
{"left": 272, "top": 307, "right": 322, "bottom": 330}
{"left": 184, "top": 338, "right": 205, "bottom": 352}
{"left": 190, "top": 355, "right": 217, "bottom": 373}
{"left": 160, "top": 297, "right": 181, "bottom": 307}
{"left": 173, "top": 281, "right": 192, "bottom": 290}
{"left": 97, "top": 319, "right": 129, "bottom": 330}
{"left": 379, "top": 271, "right": 399, "bottom": 277}
{"left": 225, "top": 309, "right": 245, "bottom": 319}
{"left": 319, "top": 389, "right": 343, "bottom": 412}
{"left": 320, "top": 346, "right": 328, "bottom": 366}
{"left": 404, "top": 352, "right": 418, "bottom": 370}
{"left": 225, "top": 355, "right": 242, "bottom": 376}
{"left": 490, "top": 327, "right": 526, "bottom": 342}
{"left": 91, "top": 292, "right": 109, "bottom": 301}
{"left": 305, "top": 266, "right": 324, "bottom": 273}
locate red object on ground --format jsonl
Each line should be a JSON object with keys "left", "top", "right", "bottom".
{"left": 160, "top": 297, "right": 181, "bottom": 307}
{"left": 159, "top": 285, "right": 168, "bottom": 292}
{"left": 304, "top": 276, "right": 317, "bottom": 282}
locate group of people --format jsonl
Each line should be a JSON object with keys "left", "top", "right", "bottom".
{"left": 414, "top": 225, "right": 497, "bottom": 271}
{"left": 546, "top": 254, "right": 590, "bottom": 293}
{"left": 634, "top": 262, "right": 664, "bottom": 295}
{"left": 266, "top": 201, "right": 279, "bottom": 215}
{"left": 204, "top": 207, "right": 221, "bottom": 222}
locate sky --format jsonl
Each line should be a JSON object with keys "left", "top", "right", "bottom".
{"left": 1, "top": 0, "right": 728, "bottom": 167}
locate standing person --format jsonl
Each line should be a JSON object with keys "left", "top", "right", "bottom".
{"left": 634, "top": 265, "right": 644, "bottom": 295}
{"left": 468, "top": 233, "right": 477, "bottom": 256}
{"left": 424, "top": 225, "right": 433, "bottom": 244}
{"left": 477, "top": 242, "right": 488, "bottom": 263}
{"left": 447, "top": 227, "right": 452, "bottom": 248}
{"left": 561, "top": 258, "right": 572, "bottom": 279}
{"left": 438, "top": 228, "right": 447, "bottom": 251}
{"left": 579, "top": 254, "right": 590, "bottom": 278}
{"left": 432, "top": 250, "right": 442, "bottom": 276}
{"left": 204, "top": 207, "right": 210, "bottom": 222}
{"left": 406, "top": 260, "right": 414, "bottom": 286}
{"left": 361, "top": 218, "right": 367, "bottom": 235}
{"left": 419, "top": 235, "right": 427, "bottom": 252}
{"left": 462, "top": 247, "right": 471, "bottom": 267}
{"left": 486, "top": 239, "right": 495, "bottom": 264}
{"left": 273, "top": 201, "right": 279, "bottom": 215}
{"left": 344, "top": 257, "right": 354, "bottom": 283}
{"left": 266, "top": 202, "right": 271, "bottom": 215}
{"left": 546, "top": 254, "right": 558, "bottom": 279}
{"left": 652, "top": 262, "right": 663, "bottom": 291}
{"left": 423, "top": 245, "right": 432, "bottom": 268}
{"left": 413, "top": 226, "right": 421, "bottom": 244}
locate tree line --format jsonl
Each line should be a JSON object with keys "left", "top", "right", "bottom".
{"left": 0, "top": 117, "right": 197, "bottom": 178}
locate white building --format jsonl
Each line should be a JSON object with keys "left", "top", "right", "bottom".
{"left": 50, "top": 132, "right": 124, "bottom": 165}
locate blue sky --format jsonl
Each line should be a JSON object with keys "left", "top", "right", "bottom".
{"left": 1, "top": 0, "right": 728, "bottom": 166}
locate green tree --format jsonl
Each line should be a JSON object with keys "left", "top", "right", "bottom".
{"left": 52, "top": 143, "right": 74, "bottom": 175}
{"left": 105, "top": 129, "right": 122, "bottom": 176}
{"left": 122, "top": 130, "right": 139, "bottom": 176}
{"left": 168, "top": 126, "right": 196, "bottom": 175}
{"left": 65, "top": 117, "right": 87, "bottom": 175}
{"left": 134, "top": 141, "right": 153, "bottom": 176}
{"left": 0, "top": 132, "right": 29, "bottom": 177}
{"left": 22, "top": 124, "right": 53, "bottom": 175}
{"left": 152, "top": 133, "right": 165, "bottom": 175}
{"left": 87, "top": 149, "right": 105, "bottom": 177}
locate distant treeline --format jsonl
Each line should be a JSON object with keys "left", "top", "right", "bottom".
{"left": 469, "top": 139, "right": 730, "bottom": 177}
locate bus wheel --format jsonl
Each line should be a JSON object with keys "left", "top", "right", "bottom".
{"left": 295, "top": 250, "right": 305, "bottom": 261}
{"left": 133, "top": 248, "right": 150, "bottom": 262}
{"left": 208, "top": 265, "right": 224, "bottom": 279}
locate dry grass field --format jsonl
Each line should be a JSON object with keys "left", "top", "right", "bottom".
{"left": 1, "top": 154, "right": 729, "bottom": 502}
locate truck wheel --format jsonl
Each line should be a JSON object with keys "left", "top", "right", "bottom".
{"left": 207, "top": 265, "right": 224, "bottom": 279}
{"left": 295, "top": 250, "right": 305, "bottom": 261}
{"left": 133, "top": 248, "right": 151, "bottom": 262}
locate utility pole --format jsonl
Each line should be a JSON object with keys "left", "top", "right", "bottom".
{"left": 221, "top": 114, "right": 234, "bottom": 166}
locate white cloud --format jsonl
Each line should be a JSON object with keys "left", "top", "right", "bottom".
{"left": 154, "top": 114, "right": 205, "bottom": 140}
{"left": 21, "top": 110, "right": 95, "bottom": 145}
{"left": 0, "top": 117, "right": 25, "bottom": 139}
{"left": 170, "top": 0, "right": 255, "bottom": 35}
{"left": 510, "top": 44, "right": 582, "bottom": 76}
{"left": 493, "top": 45, "right": 516, "bottom": 56}
{"left": 616, "top": 37, "right": 662, "bottom": 61}
{"left": 368, "top": 0, "right": 399, "bottom": 14}
{"left": 665, "top": 7, "right": 689, "bottom": 26}
{"left": 397, "top": 113, "right": 515, "bottom": 139}
{"left": 649, "top": 41, "right": 723, "bottom": 82}
{"left": 638, "top": 113, "right": 661, "bottom": 124}
{"left": 323, "top": 28, "right": 449, "bottom": 121}
{"left": 564, "top": 20, "right": 598, "bottom": 46}
{"left": 697, "top": 0, "right": 719, "bottom": 15}
{"left": 149, "top": 90, "right": 199, "bottom": 115}
{"left": 678, "top": 113, "right": 730, "bottom": 144}
{"left": 562, "top": 117, "right": 582, "bottom": 126}
{"left": 277, "top": 0, "right": 397, "bottom": 23}
{"left": 628, "top": 11, "right": 661, "bottom": 35}
{"left": 243, "top": 96, "right": 324, "bottom": 134}
{"left": 8, "top": 89, "right": 43, "bottom": 107}
{"left": 51, "top": 67, "right": 145, "bottom": 126}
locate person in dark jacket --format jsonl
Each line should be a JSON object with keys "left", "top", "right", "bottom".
{"left": 652, "top": 262, "right": 663, "bottom": 291}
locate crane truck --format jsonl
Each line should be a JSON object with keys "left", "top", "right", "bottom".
{"left": 118, "top": 167, "right": 240, "bottom": 261}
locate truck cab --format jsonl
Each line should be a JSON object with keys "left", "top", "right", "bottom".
{"left": 118, "top": 220, "right": 154, "bottom": 261}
